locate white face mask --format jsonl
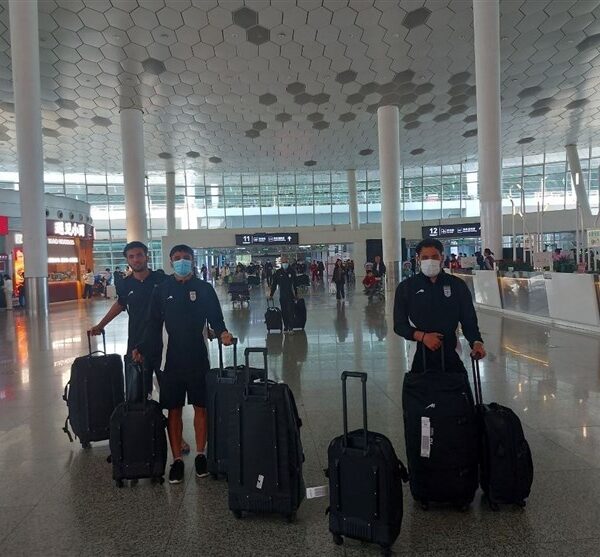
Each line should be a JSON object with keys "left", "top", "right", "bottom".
{"left": 420, "top": 259, "right": 441, "bottom": 278}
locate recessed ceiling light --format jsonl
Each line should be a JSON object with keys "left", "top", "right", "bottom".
{"left": 160, "top": 33, "right": 169, "bottom": 38}
{"left": 501, "top": 36, "right": 509, "bottom": 41}
{"left": 232, "top": 33, "right": 239, "bottom": 38}
{"left": 392, "top": 33, "right": 400, "bottom": 38}
{"left": 278, "top": 32, "right": 286, "bottom": 38}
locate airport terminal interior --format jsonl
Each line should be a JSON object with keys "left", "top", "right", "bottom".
{"left": 1, "top": 0, "right": 600, "bottom": 555}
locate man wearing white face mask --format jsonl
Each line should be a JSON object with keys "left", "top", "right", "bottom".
{"left": 393, "top": 238, "right": 486, "bottom": 374}
{"left": 134, "top": 244, "right": 233, "bottom": 484}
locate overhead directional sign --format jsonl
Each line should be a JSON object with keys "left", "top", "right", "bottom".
{"left": 422, "top": 223, "right": 481, "bottom": 239}
{"left": 235, "top": 233, "right": 299, "bottom": 246}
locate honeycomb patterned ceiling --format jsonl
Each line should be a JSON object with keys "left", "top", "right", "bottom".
{"left": 0, "top": 0, "right": 598, "bottom": 175}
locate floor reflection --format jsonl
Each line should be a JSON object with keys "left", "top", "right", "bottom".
{"left": 1, "top": 285, "right": 600, "bottom": 554}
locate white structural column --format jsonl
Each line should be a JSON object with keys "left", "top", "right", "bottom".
{"left": 565, "top": 144, "right": 592, "bottom": 219}
{"left": 473, "top": 0, "right": 503, "bottom": 258}
{"left": 120, "top": 108, "right": 148, "bottom": 244}
{"left": 347, "top": 169, "right": 360, "bottom": 230}
{"left": 377, "top": 105, "right": 402, "bottom": 286}
{"left": 9, "top": 0, "right": 48, "bottom": 315}
{"left": 166, "top": 169, "right": 176, "bottom": 236}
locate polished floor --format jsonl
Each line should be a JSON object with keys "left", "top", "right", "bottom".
{"left": 1, "top": 280, "right": 599, "bottom": 556}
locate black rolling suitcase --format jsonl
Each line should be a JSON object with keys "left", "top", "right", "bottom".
{"left": 295, "top": 274, "right": 310, "bottom": 287}
{"left": 327, "top": 372, "right": 408, "bottom": 556}
{"left": 109, "top": 361, "right": 168, "bottom": 487}
{"left": 227, "top": 348, "right": 305, "bottom": 521}
{"left": 62, "top": 331, "right": 124, "bottom": 448}
{"left": 402, "top": 346, "right": 478, "bottom": 510}
{"left": 206, "top": 338, "right": 245, "bottom": 479}
{"left": 248, "top": 275, "right": 260, "bottom": 286}
{"left": 265, "top": 298, "right": 283, "bottom": 332}
{"left": 472, "top": 358, "right": 533, "bottom": 509}
{"left": 292, "top": 298, "right": 307, "bottom": 330}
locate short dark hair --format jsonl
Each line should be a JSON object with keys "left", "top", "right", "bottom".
{"left": 123, "top": 241, "right": 148, "bottom": 257}
{"left": 416, "top": 238, "right": 444, "bottom": 255}
{"left": 169, "top": 244, "right": 194, "bottom": 258}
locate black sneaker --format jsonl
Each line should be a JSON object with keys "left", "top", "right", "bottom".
{"left": 195, "top": 454, "right": 209, "bottom": 478}
{"left": 169, "top": 459, "right": 185, "bottom": 484}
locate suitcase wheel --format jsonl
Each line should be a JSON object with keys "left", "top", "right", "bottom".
{"left": 232, "top": 510, "right": 243, "bottom": 519}
{"left": 490, "top": 501, "right": 500, "bottom": 512}
{"left": 151, "top": 476, "right": 165, "bottom": 485}
{"left": 130, "top": 479, "right": 139, "bottom": 486}
{"left": 420, "top": 501, "right": 429, "bottom": 511}
{"left": 81, "top": 441, "right": 91, "bottom": 449}
{"left": 116, "top": 480, "right": 124, "bottom": 488}
{"left": 517, "top": 500, "right": 526, "bottom": 509}
{"left": 380, "top": 546, "right": 392, "bottom": 557}
{"left": 332, "top": 534, "right": 343, "bottom": 546}
{"left": 458, "top": 502, "right": 470, "bottom": 512}
{"left": 210, "top": 472, "right": 219, "bottom": 480}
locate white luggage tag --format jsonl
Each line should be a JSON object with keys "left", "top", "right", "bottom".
{"left": 306, "top": 485, "right": 328, "bottom": 499}
{"left": 421, "top": 417, "right": 432, "bottom": 458}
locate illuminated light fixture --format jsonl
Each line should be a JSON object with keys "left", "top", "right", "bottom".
{"left": 504, "top": 345, "right": 549, "bottom": 367}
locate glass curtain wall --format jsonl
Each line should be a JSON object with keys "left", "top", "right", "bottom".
{"left": 0, "top": 147, "right": 598, "bottom": 268}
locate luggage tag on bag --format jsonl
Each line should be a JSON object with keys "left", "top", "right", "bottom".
{"left": 421, "top": 417, "right": 432, "bottom": 458}
{"left": 256, "top": 474, "right": 264, "bottom": 489}
{"left": 306, "top": 485, "right": 328, "bottom": 499}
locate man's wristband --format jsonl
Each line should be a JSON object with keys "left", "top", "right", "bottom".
{"left": 421, "top": 332, "right": 426, "bottom": 342}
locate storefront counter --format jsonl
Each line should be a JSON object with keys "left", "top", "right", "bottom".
{"left": 49, "top": 281, "right": 80, "bottom": 303}
{"left": 454, "top": 270, "right": 600, "bottom": 332}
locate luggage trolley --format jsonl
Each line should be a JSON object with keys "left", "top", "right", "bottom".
{"left": 228, "top": 282, "right": 250, "bottom": 308}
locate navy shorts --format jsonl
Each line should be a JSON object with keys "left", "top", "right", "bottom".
{"left": 158, "top": 369, "right": 206, "bottom": 410}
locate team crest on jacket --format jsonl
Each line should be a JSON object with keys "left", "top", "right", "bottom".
{"left": 443, "top": 285, "right": 451, "bottom": 298}
{"left": 189, "top": 291, "right": 197, "bottom": 301}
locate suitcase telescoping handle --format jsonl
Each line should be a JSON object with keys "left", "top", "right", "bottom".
{"left": 471, "top": 357, "right": 484, "bottom": 406}
{"left": 244, "top": 348, "right": 269, "bottom": 400}
{"left": 245, "top": 346, "right": 268, "bottom": 378}
{"left": 218, "top": 336, "right": 238, "bottom": 377}
{"left": 341, "top": 371, "right": 368, "bottom": 452}
{"left": 420, "top": 341, "right": 445, "bottom": 373}
{"left": 86, "top": 330, "right": 106, "bottom": 356}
